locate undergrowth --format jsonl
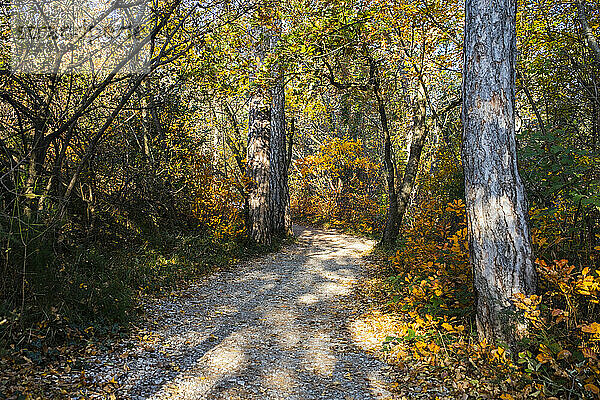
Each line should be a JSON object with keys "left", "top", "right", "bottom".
{"left": 363, "top": 197, "right": 600, "bottom": 399}
{"left": 0, "top": 228, "right": 245, "bottom": 348}
{"left": 290, "top": 137, "right": 384, "bottom": 237}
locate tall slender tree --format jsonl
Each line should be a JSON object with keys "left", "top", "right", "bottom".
{"left": 269, "top": 23, "right": 291, "bottom": 237}
{"left": 375, "top": 61, "right": 399, "bottom": 246}
{"left": 378, "top": 72, "right": 428, "bottom": 246}
{"left": 462, "top": 0, "right": 538, "bottom": 345}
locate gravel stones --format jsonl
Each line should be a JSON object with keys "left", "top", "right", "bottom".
{"left": 76, "top": 225, "right": 397, "bottom": 400}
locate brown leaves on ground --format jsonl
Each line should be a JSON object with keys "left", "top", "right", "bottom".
{"left": 0, "top": 322, "right": 135, "bottom": 399}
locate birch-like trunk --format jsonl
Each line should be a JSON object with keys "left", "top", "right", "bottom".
{"left": 462, "top": 0, "right": 537, "bottom": 345}
{"left": 576, "top": 0, "right": 600, "bottom": 65}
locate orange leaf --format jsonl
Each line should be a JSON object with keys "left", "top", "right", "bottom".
{"left": 585, "top": 384, "right": 600, "bottom": 395}
{"left": 536, "top": 352, "right": 552, "bottom": 364}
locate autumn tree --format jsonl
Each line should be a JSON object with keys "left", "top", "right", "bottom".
{"left": 462, "top": 0, "right": 537, "bottom": 345}
{"left": 247, "top": 7, "right": 291, "bottom": 245}
{"left": 375, "top": 0, "right": 462, "bottom": 245}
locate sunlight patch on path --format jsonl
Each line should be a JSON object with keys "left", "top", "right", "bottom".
{"left": 78, "top": 226, "right": 396, "bottom": 400}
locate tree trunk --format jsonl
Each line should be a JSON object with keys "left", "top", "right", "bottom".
{"left": 463, "top": 0, "right": 537, "bottom": 346}
{"left": 376, "top": 73, "right": 399, "bottom": 245}
{"left": 247, "top": 92, "right": 272, "bottom": 245}
{"left": 396, "top": 86, "right": 428, "bottom": 228}
{"left": 379, "top": 83, "right": 429, "bottom": 245}
{"left": 285, "top": 116, "right": 294, "bottom": 225}
{"left": 576, "top": 0, "right": 600, "bottom": 65}
{"left": 24, "top": 125, "right": 48, "bottom": 219}
{"left": 269, "top": 44, "right": 291, "bottom": 237}
{"left": 287, "top": 116, "right": 294, "bottom": 171}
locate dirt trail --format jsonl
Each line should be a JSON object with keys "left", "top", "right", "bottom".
{"left": 77, "top": 225, "right": 395, "bottom": 400}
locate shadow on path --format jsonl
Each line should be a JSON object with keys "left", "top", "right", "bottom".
{"left": 80, "top": 225, "right": 394, "bottom": 400}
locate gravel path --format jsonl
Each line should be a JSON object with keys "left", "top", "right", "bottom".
{"left": 79, "top": 225, "right": 396, "bottom": 400}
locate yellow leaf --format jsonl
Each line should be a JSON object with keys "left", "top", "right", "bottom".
{"left": 441, "top": 322, "right": 454, "bottom": 332}
{"left": 428, "top": 342, "right": 441, "bottom": 353}
{"left": 582, "top": 347, "right": 597, "bottom": 358}
{"left": 581, "top": 322, "right": 600, "bottom": 334}
{"left": 500, "top": 394, "right": 515, "bottom": 400}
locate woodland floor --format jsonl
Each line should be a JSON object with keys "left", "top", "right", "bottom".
{"left": 36, "top": 225, "right": 409, "bottom": 400}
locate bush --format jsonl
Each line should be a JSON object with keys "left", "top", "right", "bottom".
{"left": 290, "top": 137, "right": 384, "bottom": 235}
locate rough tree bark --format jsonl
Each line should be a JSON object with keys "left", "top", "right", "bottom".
{"left": 462, "top": 0, "right": 537, "bottom": 345}
{"left": 247, "top": 91, "right": 272, "bottom": 245}
{"left": 269, "top": 77, "right": 291, "bottom": 236}
{"left": 245, "top": 21, "right": 274, "bottom": 246}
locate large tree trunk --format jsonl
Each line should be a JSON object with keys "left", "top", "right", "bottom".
{"left": 247, "top": 92, "right": 272, "bottom": 245}
{"left": 462, "top": 0, "right": 537, "bottom": 346}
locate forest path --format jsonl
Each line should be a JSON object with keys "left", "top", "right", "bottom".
{"left": 81, "top": 225, "right": 395, "bottom": 400}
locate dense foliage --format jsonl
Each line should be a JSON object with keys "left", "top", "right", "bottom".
{"left": 291, "top": 137, "right": 383, "bottom": 234}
